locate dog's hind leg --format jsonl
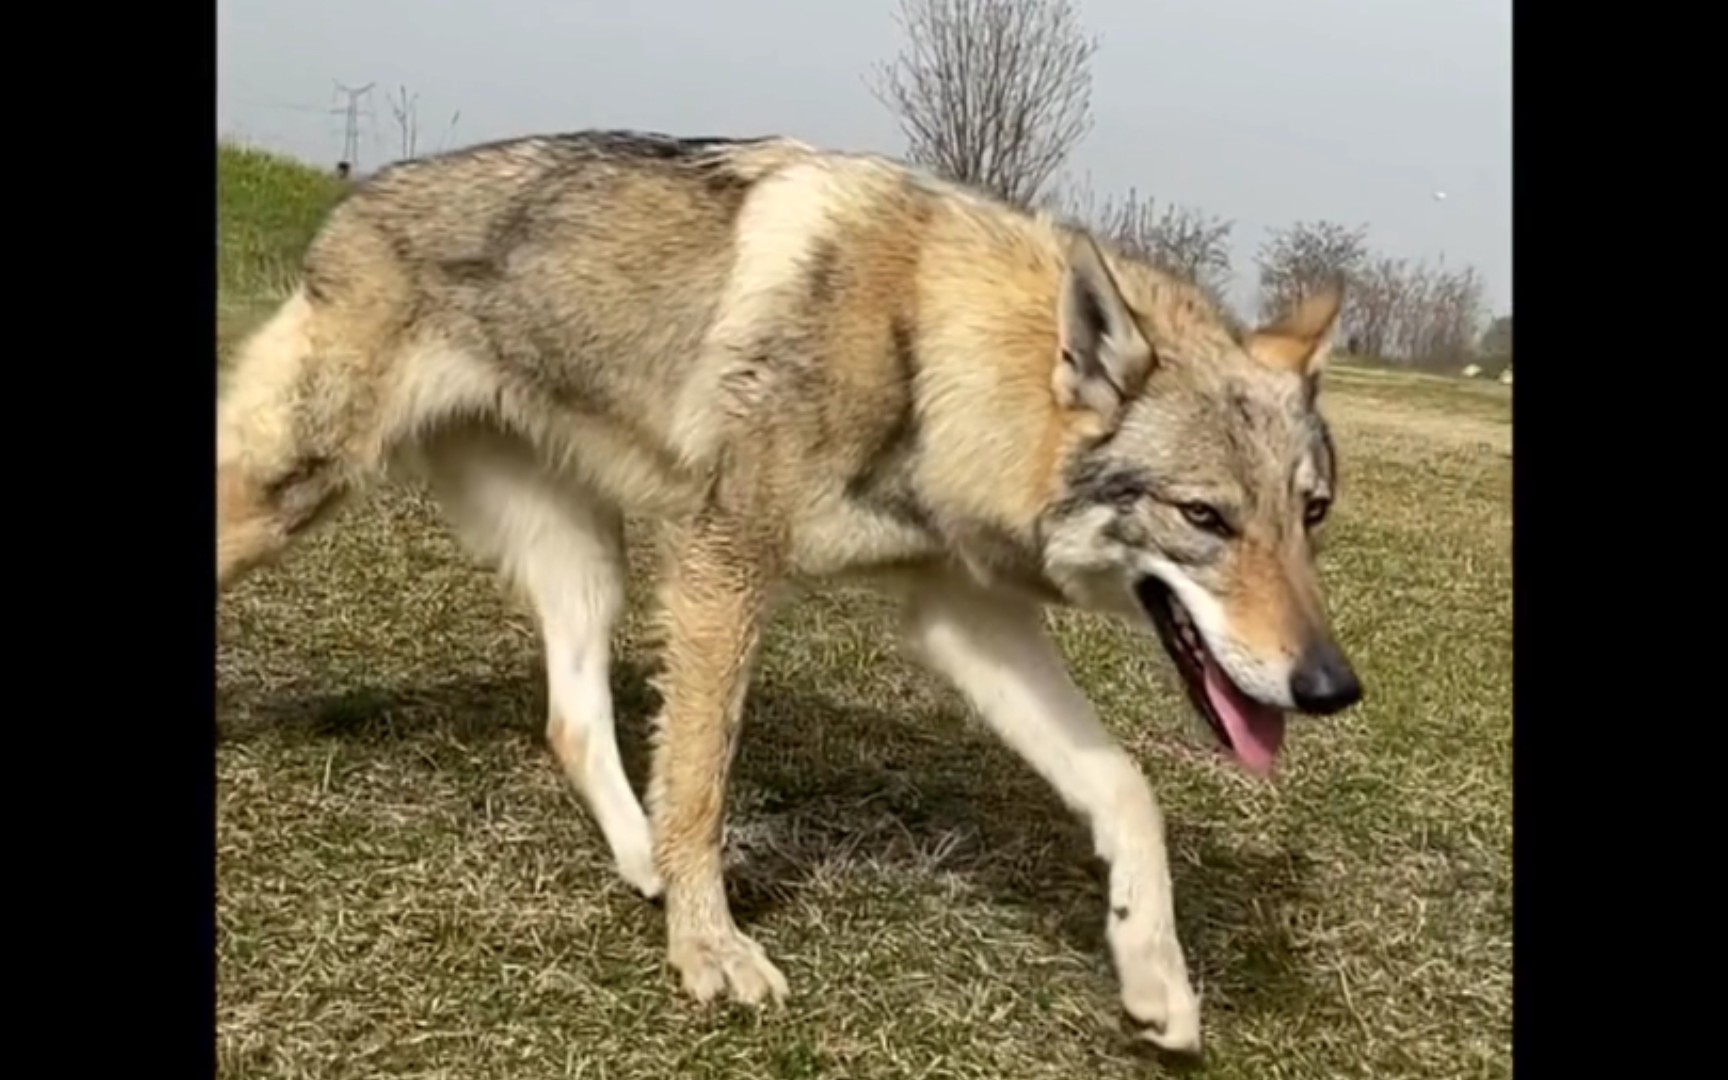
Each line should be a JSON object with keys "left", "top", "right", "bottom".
{"left": 423, "top": 430, "right": 662, "bottom": 899}
{"left": 901, "top": 574, "right": 1203, "bottom": 1055}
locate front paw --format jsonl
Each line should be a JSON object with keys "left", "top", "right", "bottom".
{"left": 668, "top": 924, "right": 789, "bottom": 1007}
{"left": 1111, "top": 911, "right": 1202, "bottom": 1055}
{"left": 613, "top": 838, "right": 665, "bottom": 900}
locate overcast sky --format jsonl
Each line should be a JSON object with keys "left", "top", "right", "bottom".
{"left": 217, "top": 0, "right": 1511, "bottom": 314}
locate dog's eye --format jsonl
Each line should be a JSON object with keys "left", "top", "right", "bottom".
{"left": 1178, "top": 503, "right": 1228, "bottom": 535}
{"left": 1304, "top": 497, "right": 1331, "bottom": 527}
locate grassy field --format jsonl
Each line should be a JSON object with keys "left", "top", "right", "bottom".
{"left": 215, "top": 145, "right": 1512, "bottom": 1079}
{"left": 216, "top": 144, "right": 351, "bottom": 358}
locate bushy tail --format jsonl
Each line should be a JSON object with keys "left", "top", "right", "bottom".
{"left": 215, "top": 289, "right": 355, "bottom": 589}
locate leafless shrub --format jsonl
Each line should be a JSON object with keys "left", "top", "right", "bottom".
{"left": 870, "top": 0, "right": 1099, "bottom": 206}
{"left": 1258, "top": 222, "right": 1490, "bottom": 368}
{"left": 1255, "top": 220, "right": 1369, "bottom": 323}
{"left": 1047, "top": 181, "right": 1235, "bottom": 303}
{"left": 1479, "top": 314, "right": 1512, "bottom": 363}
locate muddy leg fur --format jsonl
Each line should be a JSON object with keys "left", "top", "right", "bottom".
{"left": 421, "top": 431, "right": 661, "bottom": 898}
{"left": 647, "top": 509, "right": 789, "bottom": 1005}
{"left": 901, "top": 575, "right": 1203, "bottom": 1054}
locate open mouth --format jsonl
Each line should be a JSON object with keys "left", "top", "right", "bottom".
{"left": 1135, "top": 577, "right": 1287, "bottom": 777}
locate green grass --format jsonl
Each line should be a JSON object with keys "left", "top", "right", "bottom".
{"left": 217, "top": 143, "right": 350, "bottom": 353}
{"left": 1329, "top": 363, "right": 1512, "bottom": 425}
{"left": 216, "top": 150, "right": 1512, "bottom": 1079}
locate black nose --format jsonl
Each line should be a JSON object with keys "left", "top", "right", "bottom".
{"left": 1289, "top": 642, "right": 1362, "bottom": 715}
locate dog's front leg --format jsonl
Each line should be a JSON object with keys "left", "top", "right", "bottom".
{"left": 902, "top": 577, "right": 1202, "bottom": 1054}
{"left": 646, "top": 510, "right": 788, "bottom": 1007}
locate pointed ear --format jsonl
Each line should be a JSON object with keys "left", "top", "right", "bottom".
{"left": 1246, "top": 281, "right": 1345, "bottom": 385}
{"left": 1053, "top": 232, "right": 1155, "bottom": 424}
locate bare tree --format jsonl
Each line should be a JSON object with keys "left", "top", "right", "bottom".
{"left": 1049, "top": 182, "right": 1235, "bottom": 302}
{"left": 1256, "top": 222, "right": 1489, "bottom": 368}
{"left": 1407, "top": 260, "right": 1487, "bottom": 369}
{"left": 1255, "top": 220, "right": 1369, "bottom": 321}
{"left": 1343, "top": 255, "right": 1410, "bottom": 360}
{"left": 870, "top": 0, "right": 1098, "bottom": 206}
{"left": 388, "top": 84, "right": 420, "bottom": 161}
{"left": 1333, "top": 252, "right": 1490, "bottom": 369}
{"left": 1479, "top": 314, "right": 1512, "bottom": 363}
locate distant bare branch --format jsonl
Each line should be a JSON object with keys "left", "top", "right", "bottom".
{"left": 1255, "top": 220, "right": 1369, "bottom": 323}
{"left": 870, "top": 0, "right": 1098, "bottom": 206}
{"left": 1479, "top": 314, "right": 1512, "bottom": 362}
{"left": 1257, "top": 222, "right": 1490, "bottom": 368}
{"left": 1048, "top": 181, "right": 1236, "bottom": 303}
{"left": 388, "top": 84, "right": 420, "bottom": 161}
{"left": 438, "top": 110, "right": 462, "bottom": 153}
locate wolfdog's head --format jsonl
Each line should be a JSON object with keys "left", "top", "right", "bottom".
{"left": 1038, "top": 233, "right": 1361, "bottom": 776}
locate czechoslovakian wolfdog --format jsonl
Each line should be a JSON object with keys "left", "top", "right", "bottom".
{"left": 216, "top": 131, "right": 1363, "bottom": 1053}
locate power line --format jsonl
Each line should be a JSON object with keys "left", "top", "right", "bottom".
{"left": 234, "top": 96, "right": 329, "bottom": 115}
{"left": 331, "top": 81, "right": 375, "bottom": 171}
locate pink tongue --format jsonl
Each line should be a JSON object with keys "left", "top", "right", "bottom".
{"left": 1200, "top": 654, "right": 1287, "bottom": 777}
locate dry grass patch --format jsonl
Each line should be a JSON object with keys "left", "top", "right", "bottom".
{"left": 216, "top": 151, "right": 1510, "bottom": 1078}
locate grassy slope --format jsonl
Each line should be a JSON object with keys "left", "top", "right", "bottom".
{"left": 215, "top": 147, "right": 1512, "bottom": 1080}
{"left": 216, "top": 143, "right": 349, "bottom": 357}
